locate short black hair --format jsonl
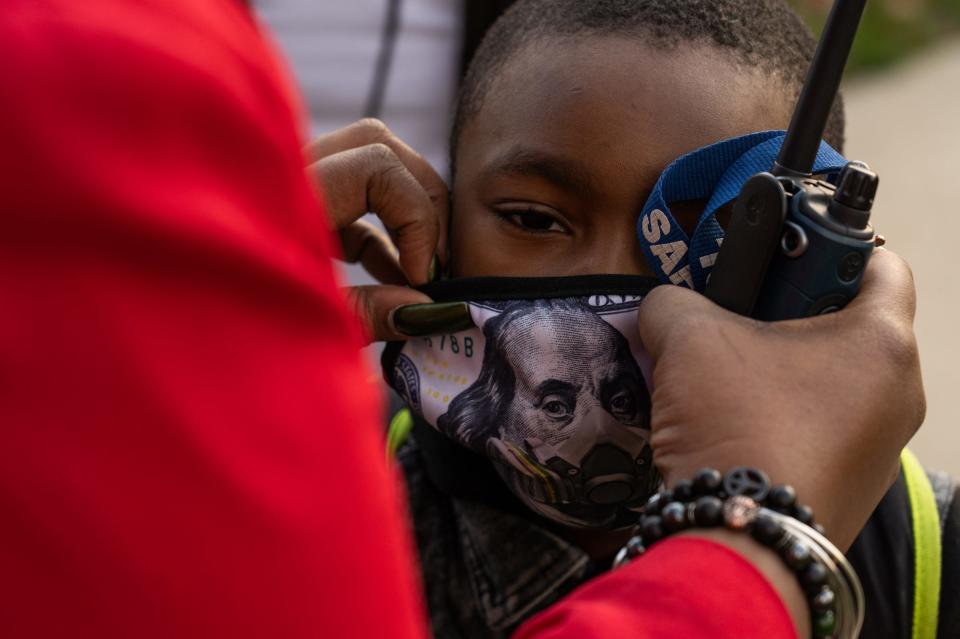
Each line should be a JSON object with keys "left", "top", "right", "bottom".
{"left": 452, "top": 0, "right": 845, "bottom": 164}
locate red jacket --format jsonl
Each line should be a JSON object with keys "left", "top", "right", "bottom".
{"left": 0, "top": 1, "right": 794, "bottom": 637}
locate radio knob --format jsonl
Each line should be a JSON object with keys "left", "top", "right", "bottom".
{"left": 828, "top": 162, "right": 878, "bottom": 229}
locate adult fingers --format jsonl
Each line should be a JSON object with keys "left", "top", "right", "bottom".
{"left": 637, "top": 284, "right": 743, "bottom": 361}
{"left": 639, "top": 248, "right": 917, "bottom": 356}
{"left": 842, "top": 248, "right": 926, "bottom": 435}
{"left": 306, "top": 118, "right": 449, "bottom": 263}
{"left": 790, "top": 248, "right": 922, "bottom": 394}
{"left": 313, "top": 143, "right": 438, "bottom": 284}
{"left": 843, "top": 248, "right": 917, "bottom": 326}
{"left": 344, "top": 285, "right": 433, "bottom": 344}
{"left": 339, "top": 219, "right": 407, "bottom": 286}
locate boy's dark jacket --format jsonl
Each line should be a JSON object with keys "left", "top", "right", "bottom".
{"left": 398, "top": 414, "right": 960, "bottom": 639}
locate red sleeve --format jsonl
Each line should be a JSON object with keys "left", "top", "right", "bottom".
{"left": 514, "top": 537, "right": 798, "bottom": 639}
{"left": 0, "top": 2, "right": 426, "bottom": 637}
{"left": 0, "top": 3, "right": 795, "bottom": 639}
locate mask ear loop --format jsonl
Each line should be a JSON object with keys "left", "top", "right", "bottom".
{"left": 393, "top": 184, "right": 457, "bottom": 336}
{"left": 438, "top": 185, "right": 455, "bottom": 283}
{"left": 395, "top": 187, "right": 467, "bottom": 337}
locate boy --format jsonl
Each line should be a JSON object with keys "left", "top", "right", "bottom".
{"left": 386, "top": 1, "right": 959, "bottom": 637}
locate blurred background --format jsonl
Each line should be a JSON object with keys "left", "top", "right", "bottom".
{"left": 256, "top": 0, "right": 960, "bottom": 475}
{"left": 794, "top": 0, "right": 960, "bottom": 476}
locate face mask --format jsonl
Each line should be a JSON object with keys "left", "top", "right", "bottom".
{"left": 382, "top": 275, "right": 662, "bottom": 529}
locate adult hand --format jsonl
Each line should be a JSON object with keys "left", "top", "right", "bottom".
{"left": 638, "top": 248, "right": 925, "bottom": 551}
{"left": 305, "top": 118, "right": 449, "bottom": 342}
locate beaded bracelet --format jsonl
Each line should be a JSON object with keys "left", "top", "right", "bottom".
{"left": 613, "top": 467, "right": 864, "bottom": 639}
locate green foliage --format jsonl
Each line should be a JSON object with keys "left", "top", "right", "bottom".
{"left": 788, "top": 0, "right": 960, "bottom": 73}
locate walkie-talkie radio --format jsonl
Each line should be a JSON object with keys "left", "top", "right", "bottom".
{"left": 704, "top": 0, "right": 879, "bottom": 320}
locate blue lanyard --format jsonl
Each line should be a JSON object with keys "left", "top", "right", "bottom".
{"left": 636, "top": 131, "right": 846, "bottom": 291}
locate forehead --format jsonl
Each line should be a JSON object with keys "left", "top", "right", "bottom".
{"left": 503, "top": 308, "right": 624, "bottom": 381}
{"left": 456, "top": 36, "right": 788, "bottom": 194}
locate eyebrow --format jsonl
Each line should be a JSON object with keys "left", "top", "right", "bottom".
{"left": 482, "top": 148, "right": 597, "bottom": 196}
{"left": 534, "top": 379, "right": 579, "bottom": 401}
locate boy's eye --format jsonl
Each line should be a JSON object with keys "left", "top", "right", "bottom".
{"left": 495, "top": 208, "right": 566, "bottom": 233}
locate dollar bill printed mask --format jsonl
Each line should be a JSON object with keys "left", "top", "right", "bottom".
{"left": 382, "top": 276, "right": 663, "bottom": 529}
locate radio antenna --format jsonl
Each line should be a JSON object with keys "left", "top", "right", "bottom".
{"left": 774, "top": 0, "right": 868, "bottom": 176}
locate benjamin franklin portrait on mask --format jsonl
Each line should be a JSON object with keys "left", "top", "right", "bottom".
{"left": 437, "top": 298, "right": 656, "bottom": 528}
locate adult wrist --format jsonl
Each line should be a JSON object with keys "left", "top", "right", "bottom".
{"left": 614, "top": 467, "right": 865, "bottom": 638}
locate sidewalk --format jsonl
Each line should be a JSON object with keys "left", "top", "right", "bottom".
{"left": 843, "top": 38, "right": 960, "bottom": 476}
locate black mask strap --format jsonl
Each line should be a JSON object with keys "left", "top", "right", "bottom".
{"left": 418, "top": 274, "right": 661, "bottom": 302}
{"left": 382, "top": 274, "right": 661, "bottom": 385}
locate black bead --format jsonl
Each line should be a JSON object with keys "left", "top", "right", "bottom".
{"left": 811, "top": 587, "right": 836, "bottom": 613}
{"left": 781, "top": 540, "right": 813, "bottom": 571}
{"left": 640, "top": 515, "right": 665, "bottom": 545}
{"left": 794, "top": 504, "right": 815, "bottom": 526}
{"left": 625, "top": 536, "right": 645, "bottom": 558}
{"left": 692, "top": 468, "right": 723, "bottom": 496}
{"left": 644, "top": 493, "right": 664, "bottom": 515}
{"left": 751, "top": 515, "right": 785, "bottom": 546}
{"left": 694, "top": 496, "right": 724, "bottom": 527}
{"left": 672, "top": 479, "right": 694, "bottom": 503}
{"left": 799, "top": 562, "right": 829, "bottom": 593}
{"left": 767, "top": 485, "right": 797, "bottom": 511}
{"left": 661, "top": 502, "right": 688, "bottom": 533}
{"left": 658, "top": 489, "right": 674, "bottom": 506}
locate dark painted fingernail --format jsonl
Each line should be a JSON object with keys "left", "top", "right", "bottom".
{"left": 390, "top": 302, "right": 474, "bottom": 337}
{"left": 427, "top": 255, "right": 441, "bottom": 282}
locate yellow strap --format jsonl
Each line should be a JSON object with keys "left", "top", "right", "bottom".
{"left": 901, "top": 448, "right": 942, "bottom": 639}
{"left": 386, "top": 408, "right": 414, "bottom": 459}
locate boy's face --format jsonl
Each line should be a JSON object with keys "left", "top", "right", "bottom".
{"left": 451, "top": 37, "right": 794, "bottom": 278}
